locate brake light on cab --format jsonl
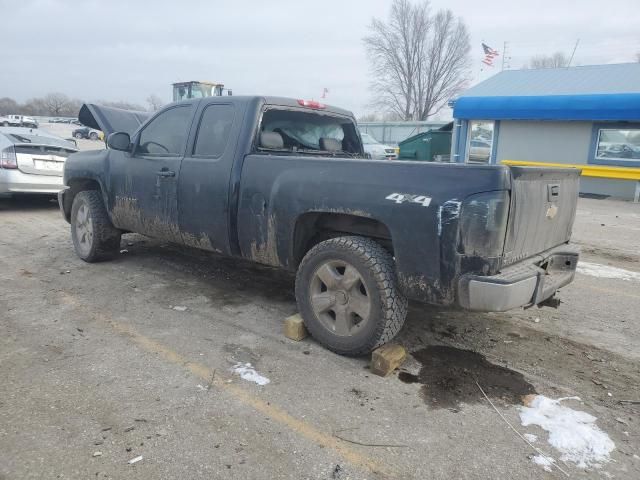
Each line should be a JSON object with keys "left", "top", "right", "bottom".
{"left": 297, "top": 99, "right": 326, "bottom": 109}
{"left": 0, "top": 146, "right": 18, "bottom": 169}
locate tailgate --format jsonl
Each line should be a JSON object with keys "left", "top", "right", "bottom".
{"left": 502, "top": 166, "right": 580, "bottom": 266}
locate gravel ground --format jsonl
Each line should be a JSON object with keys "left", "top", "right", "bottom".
{"left": 1, "top": 196, "right": 639, "bottom": 479}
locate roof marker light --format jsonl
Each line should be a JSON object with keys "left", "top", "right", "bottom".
{"left": 297, "top": 99, "right": 326, "bottom": 109}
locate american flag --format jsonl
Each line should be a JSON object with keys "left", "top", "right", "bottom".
{"left": 482, "top": 43, "right": 499, "bottom": 67}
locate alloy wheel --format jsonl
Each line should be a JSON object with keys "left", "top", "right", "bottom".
{"left": 309, "top": 259, "right": 372, "bottom": 336}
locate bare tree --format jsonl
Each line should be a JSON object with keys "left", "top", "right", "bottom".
{"left": 358, "top": 113, "right": 380, "bottom": 122}
{"left": 22, "top": 98, "right": 49, "bottom": 116}
{"left": 528, "top": 52, "right": 569, "bottom": 69}
{"left": 0, "top": 97, "right": 19, "bottom": 115}
{"left": 43, "top": 93, "right": 71, "bottom": 116}
{"left": 363, "top": 0, "right": 470, "bottom": 121}
{"left": 146, "top": 94, "right": 164, "bottom": 111}
{"left": 413, "top": 9, "right": 471, "bottom": 120}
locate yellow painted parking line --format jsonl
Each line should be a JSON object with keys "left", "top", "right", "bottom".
{"left": 59, "top": 293, "right": 393, "bottom": 478}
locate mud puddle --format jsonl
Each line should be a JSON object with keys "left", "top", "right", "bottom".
{"left": 399, "top": 345, "right": 536, "bottom": 409}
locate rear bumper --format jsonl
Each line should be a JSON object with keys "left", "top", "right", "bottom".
{"left": 0, "top": 169, "right": 63, "bottom": 195}
{"left": 457, "top": 244, "right": 579, "bottom": 312}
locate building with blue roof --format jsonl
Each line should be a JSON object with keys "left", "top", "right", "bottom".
{"left": 450, "top": 63, "right": 640, "bottom": 200}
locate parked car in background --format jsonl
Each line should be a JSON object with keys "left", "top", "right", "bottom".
{"left": 360, "top": 132, "right": 397, "bottom": 160}
{"left": 468, "top": 139, "right": 492, "bottom": 163}
{"left": 1, "top": 115, "right": 38, "bottom": 128}
{"left": 0, "top": 127, "right": 78, "bottom": 197}
{"left": 72, "top": 127, "right": 103, "bottom": 141}
{"left": 597, "top": 143, "right": 640, "bottom": 159}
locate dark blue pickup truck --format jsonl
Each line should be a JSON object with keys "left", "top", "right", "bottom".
{"left": 59, "top": 96, "right": 580, "bottom": 355}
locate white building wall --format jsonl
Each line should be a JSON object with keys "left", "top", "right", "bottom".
{"left": 495, "top": 120, "right": 638, "bottom": 200}
{"left": 495, "top": 121, "right": 593, "bottom": 165}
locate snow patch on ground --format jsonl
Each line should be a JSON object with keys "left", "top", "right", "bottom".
{"left": 519, "top": 395, "right": 615, "bottom": 469}
{"left": 531, "top": 454, "right": 555, "bottom": 472}
{"left": 577, "top": 261, "right": 640, "bottom": 282}
{"left": 523, "top": 433, "right": 538, "bottom": 443}
{"left": 232, "top": 362, "right": 270, "bottom": 386}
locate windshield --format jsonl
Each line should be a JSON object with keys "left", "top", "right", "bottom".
{"left": 259, "top": 108, "right": 361, "bottom": 156}
{"left": 360, "top": 133, "right": 380, "bottom": 145}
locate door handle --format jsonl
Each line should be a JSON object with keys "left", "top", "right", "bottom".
{"left": 156, "top": 169, "right": 175, "bottom": 178}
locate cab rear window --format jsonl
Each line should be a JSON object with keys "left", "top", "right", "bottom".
{"left": 257, "top": 108, "right": 361, "bottom": 157}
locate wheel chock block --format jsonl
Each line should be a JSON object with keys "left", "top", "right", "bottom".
{"left": 284, "top": 313, "right": 308, "bottom": 341}
{"left": 371, "top": 344, "right": 407, "bottom": 377}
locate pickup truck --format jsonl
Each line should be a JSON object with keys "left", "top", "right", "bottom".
{"left": 2, "top": 115, "right": 38, "bottom": 128}
{"left": 59, "top": 96, "right": 580, "bottom": 355}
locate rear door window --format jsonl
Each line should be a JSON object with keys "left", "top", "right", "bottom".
{"left": 137, "top": 106, "right": 191, "bottom": 156}
{"left": 193, "top": 104, "right": 235, "bottom": 157}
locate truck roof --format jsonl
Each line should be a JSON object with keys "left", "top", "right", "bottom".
{"left": 79, "top": 96, "right": 356, "bottom": 137}
{"left": 186, "top": 95, "right": 355, "bottom": 118}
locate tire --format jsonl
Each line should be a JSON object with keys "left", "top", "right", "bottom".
{"left": 70, "top": 190, "right": 121, "bottom": 262}
{"left": 2, "top": 122, "right": 8, "bottom": 127}
{"left": 295, "top": 236, "right": 408, "bottom": 356}
{"left": 89, "top": 131, "right": 98, "bottom": 140}
{"left": 74, "top": 132, "right": 83, "bottom": 139}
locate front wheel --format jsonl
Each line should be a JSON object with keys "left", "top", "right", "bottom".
{"left": 295, "top": 236, "right": 408, "bottom": 356}
{"left": 71, "top": 190, "right": 121, "bottom": 262}
{"left": 89, "top": 131, "right": 98, "bottom": 140}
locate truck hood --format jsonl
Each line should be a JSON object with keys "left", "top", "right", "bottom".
{"left": 78, "top": 103, "right": 149, "bottom": 137}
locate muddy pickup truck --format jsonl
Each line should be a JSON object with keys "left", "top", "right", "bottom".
{"left": 59, "top": 96, "right": 580, "bottom": 355}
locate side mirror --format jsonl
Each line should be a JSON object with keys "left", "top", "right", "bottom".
{"left": 107, "top": 132, "right": 131, "bottom": 152}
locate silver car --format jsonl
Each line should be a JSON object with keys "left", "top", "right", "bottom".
{"left": 0, "top": 127, "right": 78, "bottom": 196}
{"left": 360, "top": 133, "right": 397, "bottom": 160}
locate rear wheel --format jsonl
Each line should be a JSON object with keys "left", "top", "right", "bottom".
{"left": 295, "top": 236, "right": 407, "bottom": 356}
{"left": 89, "top": 131, "right": 98, "bottom": 140}
{"left": 71, "top": 190, "right": 121, "bottom": 262}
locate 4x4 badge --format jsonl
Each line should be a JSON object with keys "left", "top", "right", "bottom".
{"left": 385, "top": 193, "right": 432, "bottom": 207}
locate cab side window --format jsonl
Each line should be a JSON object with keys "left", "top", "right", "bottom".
{"left": 193, "top": 104, "right": 235, "bottom": 157}
{"left": 137, "top": 106, "right": 191, "bottom": 156}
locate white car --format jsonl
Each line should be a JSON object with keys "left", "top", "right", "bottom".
{"left": 1, "top": 114, "right": 38, "bottom": 128}
{"left": 468, "top": 139, "right": 492, "bottom": 163}
{"left": 360, "top": 132, "right": 397, "bottom": 160}
{"left": 0, "top": 127, "right": 78, "bottom": 197}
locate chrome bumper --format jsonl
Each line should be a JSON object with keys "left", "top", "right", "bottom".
{"left": 0, "top": 168, "right": 64, "bottom": 195}
{"left": 458, "top": 245, "right": 579, "bottom": 312}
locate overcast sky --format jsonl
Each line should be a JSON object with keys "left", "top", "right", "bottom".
{"left": 2, "top": 0, "right": 638, "bottom": 118}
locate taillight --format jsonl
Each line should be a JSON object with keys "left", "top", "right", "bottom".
{"left": 0, "top": 146, "right": 18, "bottom": 169}
{"left": 458, "top": 190, "right": 510, "bottom": 258}
{"left": 297, "top": 99, "right": 326, "bottom": 109}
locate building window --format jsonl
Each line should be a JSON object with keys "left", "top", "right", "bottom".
{"left": 595, "top": 128, "right": 640, "bottom": 163}
{"left": 467, "top": 121, "right": 494, "bottom": 164}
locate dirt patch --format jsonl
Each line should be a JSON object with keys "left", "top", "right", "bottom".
{"left": 399, "top": 345, "right": 536, "bottom": 409}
